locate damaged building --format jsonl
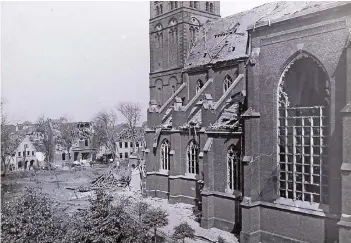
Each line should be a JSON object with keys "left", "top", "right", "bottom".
{"left": 145, "top": 1, "right": 351, "bottom": 243}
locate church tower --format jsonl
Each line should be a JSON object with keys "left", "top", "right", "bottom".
{"left": 149, "top": 1, "right": 220, "bottom": 107}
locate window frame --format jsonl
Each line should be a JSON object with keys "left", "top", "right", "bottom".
{"left": 186, "top": 140, "right": 199, "bottom": 175}
{"left": 196, "top": 79, "right": 204, "bottom": 94}
{"left": 223, "top": 75, "right": 233, "bottom": 93}
{"left": 276, "top": 54, "right": 330, "bottom": 205}
{"left": 226, "top": 145, "right": 240, "bottom": 192}
{"left": 160, "top": 140, "right": 171, "bottom": 171}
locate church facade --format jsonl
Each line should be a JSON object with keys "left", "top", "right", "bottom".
{"left": 145, "top": 1, "right": 351, "bottom": 242}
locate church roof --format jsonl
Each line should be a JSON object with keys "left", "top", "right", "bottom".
{"left": 184, "top": 1, "right": 345, "bottom": 69}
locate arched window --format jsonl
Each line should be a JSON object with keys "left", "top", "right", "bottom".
{"left": 155, "top": 79, "right": 163, "bottom": 106}
{"left": 187, "top": 140, "right": 199, "bottom": 174}
{"left": 196, "top": 79, "right": 203, "bottom": 94}
{"left": 210, "top": 3, "right": 214, "bottom": 13}
{"left": 227, "top": 145, "right": 240, "bottom": 191}
{"left": 174, "top": 1, "right": 178, "bottom": 8}
{"left": 223, "top": 75, "right": 233, "bottom": 93}
{"left": 189, "top": 26, "right": 198, "bottom": 44}
{"left": 170, "top": 1, "right": 174, "bottom": 10}
{"left": 169, "top": 77, "right": 177, "bottom": 94}
{"left": 206, "top": 2, "right": 209, "bottom": 11}
{"left": 277, "top": 53, "right": 330, "bottom": 204}
{"left": 156, "top": 6, "right": 160, "bottom": 15}
{"left": 190, "top": 1, "right": 193, "bottom": 8}
{"left": 160, "top": 140, "right": 171, "bottom": 170}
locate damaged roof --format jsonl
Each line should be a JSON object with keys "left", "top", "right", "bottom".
{"left": 210, "top": 102, "right": 240, "bottom": 130}
{"left": 184, "top": 1, "right": 344, "bottom": 69}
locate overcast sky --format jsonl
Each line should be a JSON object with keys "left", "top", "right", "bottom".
{"left": 1, "top": 1, "right": 266, "bottom": 124}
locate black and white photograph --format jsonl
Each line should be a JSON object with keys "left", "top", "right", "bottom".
{"left": 1, "top": 1, "right": 351, "bottom": 242}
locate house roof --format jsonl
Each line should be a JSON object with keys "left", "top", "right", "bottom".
{"left": 184, "top": 1, "right": 344, "bottom": 69}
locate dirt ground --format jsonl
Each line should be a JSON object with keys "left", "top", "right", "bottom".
{"left": 1, "top": 165, "right": 238, "bottom": 243}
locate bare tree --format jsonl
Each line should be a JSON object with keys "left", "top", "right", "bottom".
{"left": 116, "top": 102, "right": 142, "bottom": 153}
{"left": 35, "top": 116, "right": 55, "bottom": 165}
{"left": 1, "top": 101, "right": 18, "bottom": 173}
{"left": 92, "top": 110, "right": 120, "bottom": 161}
{"left": 55, "top": 117, "right": 77, "bottom": 161}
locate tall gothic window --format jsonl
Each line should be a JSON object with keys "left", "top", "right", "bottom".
{"left": 210, "top": 3, "right": 214, "bottom": 13}
{"left": 155, "top": 79, "right": 163, "bottom": 106}
{"left": 187, "top": 140, "right": 199, "bottom": 174}
{"left": 278, "top": 53, "right": 329, "bottom": 204}
{"left": 196, "top": 79, "right": 203, "bottom": 94}
{"left": 169, "top": 1, "right": 178, "bottom": 10}
{"left": 223, "top": 75, "right": 233, "bottom": 93}
{"left": 227, "top": 145, "right": 240, "bottom": 191}
{"left": 169, "top": 77, "right": 177, "bottom": 95}
{"left": 160, "top": 140, "right": 171, "bottom": 170}
{"left": 189, "top": 27, "right": 198, "bottom": 45}
{"left": 206, "top": 2, "right": 209, "bottom": 11}
{"left": 155, "top": 24, "right": 163, "bottom": 69}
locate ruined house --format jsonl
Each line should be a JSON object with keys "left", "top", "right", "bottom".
{"left": 145, "top": 1, "right": 351, "bottom": 242}
{"left": 51, "top": 120, "right": 97, "bottom": 163}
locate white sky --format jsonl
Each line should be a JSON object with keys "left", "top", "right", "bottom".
{"left": 1, "top": 1, "right": 267, "bottom": 124}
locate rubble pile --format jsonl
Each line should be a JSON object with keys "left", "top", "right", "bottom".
{"left": 90, "top": 161, "right": 131, "bottom": 189}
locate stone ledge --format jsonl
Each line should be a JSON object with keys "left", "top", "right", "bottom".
{"left": 341, "top": 102, "right": 351, "bottom": 114}
{"left": 146, "top": 189, "right": 169, "bottom": 195}
{"left": 341, "top": 163, "right": 351, "bottom": 172}
{"left": 240, "top": 230, "right": 260, "bottom": 243}
{"left": 201, "top": 190, "right": 240, "bottom": 200}
{"left": 260, "top": 230, "right": 310, "bottom": 243}
{"left": 146, "top": 171, "right": 169, "bottom": 176}
{"left": 169, "top": 194, "right": 196, "bottom": 205}
{"left": 241, "top": 200, "right": 338, "bottom": 219}
{"left": 337, "top": 219, "right": 351, "bottom": 228}
{"left": 201, "top": 216, "right": 235, "bottom": 232}
{"left": 168, "top": 175, "right": 198, "bottom": 180}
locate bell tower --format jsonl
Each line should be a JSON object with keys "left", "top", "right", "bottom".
{"left": 149, "top": 1, "right": 220, "bottom": 107}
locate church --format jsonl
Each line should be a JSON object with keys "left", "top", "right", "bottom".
{"left": 144, "top": 1, "right": 351, "bottom": 242}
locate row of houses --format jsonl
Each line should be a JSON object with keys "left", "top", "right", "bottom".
{"left": 4, "top": 120, "right": 146, "bottom": 171}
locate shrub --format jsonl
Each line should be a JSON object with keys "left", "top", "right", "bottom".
{"left": 172, "top": 222, "right": 195, "bottom": 243}
{"left": 1, "top": 187, "right": 67, "bottom": 243}
{"left": 135, "top": 200, "right": 149, "bottom": 222}
{"left": 66, "top": 189, "right": 151, "bottom": 243}
{"left": 217, "top": 236, "right": 227, "bottom": 243}
{"left": 142, "top": 207, "right": 169, "bottom": 242}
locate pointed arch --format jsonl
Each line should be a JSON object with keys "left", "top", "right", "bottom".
{"left": 169, "top": 18, "right": 177, "bottom": 26}
{"left": 186, "top": 140, "right": 199, "bottom": 174}
{"left": 223, "top": 75, "right": 233, "bottom": 93}
{"left": 154, "top": 79, "right": 163, "bottom": 106}
{"left": 196, "top": 79, "right": 204, "bottom": 94}
{"left": 169, "top": 76, "right": 178, "bottom": 94}
{"left": 227, "top": 145, "right": 240, "bottom": 191}
{"left": 160, "top": 139, "right": 171, "bottom": 170}
{"left": 277, "top": 51, "right": 330, "bottom": 204}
